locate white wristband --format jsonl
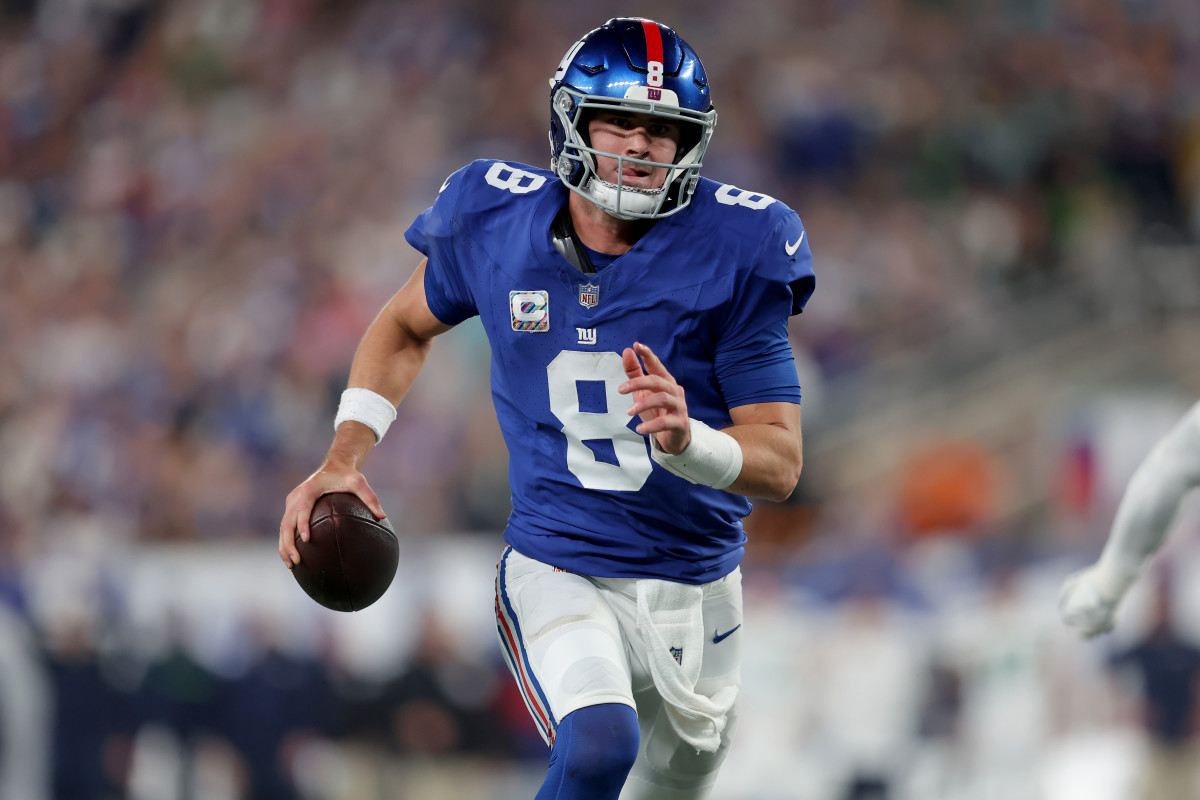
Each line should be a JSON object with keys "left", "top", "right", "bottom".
{"left": 650, "top": 418, "right": 743, "bottom": 490}
{"left": 334, "top": 387, "right": 397, "bottom": 443}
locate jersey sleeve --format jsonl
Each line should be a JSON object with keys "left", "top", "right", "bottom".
{"left": 713, "top": 210, "right": 816, "bottom": 408}
{"left": 405, "top": 165, "right": 478, "bottom": 326}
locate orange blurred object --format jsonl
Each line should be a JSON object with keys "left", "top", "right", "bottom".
{"left": 897, "top": 438, "right": 999, "bottom": 538}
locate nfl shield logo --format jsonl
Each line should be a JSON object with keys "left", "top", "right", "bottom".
{"left": 578, "top": 282, "right": 599, "bottom": 309}
{"left": 669, "top": 646, "right": 683, "bottom": 665}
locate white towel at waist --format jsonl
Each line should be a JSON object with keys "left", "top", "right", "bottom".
{"left": 635, "top": 578, "right": 738, "bottom": 753}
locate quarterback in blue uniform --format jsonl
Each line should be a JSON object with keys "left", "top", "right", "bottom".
{"left": 280, "top": 17, "right": 815, "bottom": 800}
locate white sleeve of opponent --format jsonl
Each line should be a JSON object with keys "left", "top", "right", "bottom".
{"left": 1097, "top": 400, "right": 1200, "bottom": 582}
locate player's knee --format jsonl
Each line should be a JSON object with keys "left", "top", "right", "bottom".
{"left": 556, "top": 703, "right": 640, "bottom": 783}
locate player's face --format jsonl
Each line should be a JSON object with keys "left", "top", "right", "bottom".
{"left": 587, "top": 110, "right": 681, "bottom": 190}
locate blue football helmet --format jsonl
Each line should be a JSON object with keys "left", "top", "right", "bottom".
{"left": 549, "top": 18, "right": 717, "bottom": 220}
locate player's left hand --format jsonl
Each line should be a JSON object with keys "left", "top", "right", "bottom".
{"left": 620, "top": 342, "right": 690, "bottom": 455}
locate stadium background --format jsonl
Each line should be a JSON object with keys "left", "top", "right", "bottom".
{"left": 1, "top": 0, "right": 1199, "bottom": 798}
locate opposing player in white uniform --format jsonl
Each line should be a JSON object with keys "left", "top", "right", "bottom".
{"left": 1060, "top": 400, "right": 1200, "bottom": 638}
{"left": 279, "top": 18, "right": 816, "bottom": 799}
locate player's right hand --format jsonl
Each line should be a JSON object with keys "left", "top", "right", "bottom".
{"left": 278, "top": 464, "right": 384, "bottom": 569}
{"left": 620, "top": 342, "right": 691, "bottom": 455}
{"left": 1058, "top": 564, "right": 1127, "bottom": 639}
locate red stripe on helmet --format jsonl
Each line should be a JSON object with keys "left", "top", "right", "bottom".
{"left": 641, "top": 20, "right": 663, "bottom": 78}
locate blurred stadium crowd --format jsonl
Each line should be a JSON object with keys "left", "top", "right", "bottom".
{"left": 2, "top": 0, "right": 1200, "bottom": 798}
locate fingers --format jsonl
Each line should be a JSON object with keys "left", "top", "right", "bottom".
{"left": 618, "top": 343, "right": 689, "bottom": 451}
{"left": 625, "top": 390, "right": 686, "bottom": 422}
{"left": 346, "top": 474, "right": 387, "bottom": 520}
{"left": 632, "top": 342, "right": 674, "bottom": 381}
{"left": 279, "top": 488, "right": 313, "bottom": 569}
{"left": 279, "top": 468, "right": 384, "bottom": 569}
{"left": 619, "top": 374, "right": 677, "bottom": 396}
{"left": 619, "top": 343, "right": 677, "bottom": 397}
{"left": 278, "top": 511, "right": 302, "bottom": 569}
{"left": 622, "top": 343, "right": 675, "bottom": 383}
{"left": 633, "top": 413, "right": 688, "bottom": 436}
{"left": 622, "top": 346, "right": 645, "bottom": 381}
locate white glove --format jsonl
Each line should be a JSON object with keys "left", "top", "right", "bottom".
{"left": 1058, "top": 562, "right": 1137, "bottom": 639}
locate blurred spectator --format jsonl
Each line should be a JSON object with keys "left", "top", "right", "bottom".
{"left": 220, "top": 615, "right": 340, "bottom": 800}
{"left": 1109, "top": 571, "right": 1200, "bottom": 800}
{"left": 41, "top": 610, "right": 134, "bottom": 800}
{"left": 906, "top": 653, "right": 968, "bottom": 800}
{"left": 379, "top": 610, "right": 510, "bottom": 760}
{"left": 942, "top": 565, "right": 1062, "bottom": 800}
{"left": 131, "top": 614, "right": 227, "bottom": 798}
{"left": 809, "top": 577, "right": 929, "bottom": 800}
{"left": 0, "top": 602, "right": 50, "bottom": 800}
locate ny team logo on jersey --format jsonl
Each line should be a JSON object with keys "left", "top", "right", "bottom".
{"left": 578, "top": 282, "right": 599, "bottom": 308}
{"left": 510, "top": 290, "right": 549, "bottom": 332}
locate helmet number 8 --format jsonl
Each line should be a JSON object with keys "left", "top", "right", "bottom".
{"left": 647, "top": 60, "right": 664, "bottom": 88}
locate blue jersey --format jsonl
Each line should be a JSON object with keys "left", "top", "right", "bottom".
{"left": 406, "top": 160, "right": 815, "bottom": 583}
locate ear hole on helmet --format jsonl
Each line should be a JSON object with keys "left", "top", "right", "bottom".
{"left": 674, "top": 120, "right": 704, "bottom": 164}
{"left": 575, "top": 108, "right": 596, "bottom": 148}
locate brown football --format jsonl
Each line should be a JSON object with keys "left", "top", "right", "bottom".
{"left": 292, "top": 493, "right": 399, "bottom": 612}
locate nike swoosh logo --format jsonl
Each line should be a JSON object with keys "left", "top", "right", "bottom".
{"left": 712, "top": 624, "right": 741, "bottom": 644}
{"left": 785, "top": 231, "right": 805, "bottom": 256}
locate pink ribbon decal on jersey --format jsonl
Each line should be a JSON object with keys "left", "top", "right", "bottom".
{"left": 641, "top": 20, "right": 663, "bottom": 82}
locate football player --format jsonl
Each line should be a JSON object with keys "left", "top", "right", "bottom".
{"left": 280, "top": 18, "right": 816, "bottom": 799}
{"left": 1060, "top": 400, "right": 1200, "bottom": 638}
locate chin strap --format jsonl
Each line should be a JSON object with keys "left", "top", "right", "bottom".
{"left": 550, "top": 204, "right": 596, "bottom": 274}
